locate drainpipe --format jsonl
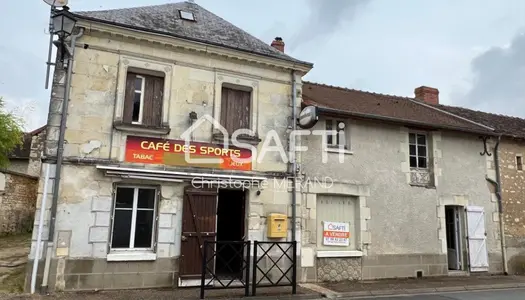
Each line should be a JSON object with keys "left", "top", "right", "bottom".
{"left": 486, "top": 135, "right": 508, "bottom": 275}
{"left": 42, "top": 27, "right": 85, "bottom": 293}
{"left": 291, "top": 71, "right": 297, "bottom": 243}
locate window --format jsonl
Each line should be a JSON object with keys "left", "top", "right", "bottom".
{"left": 409, "top": 132, "right": 428, "bottom": 169}
{"left": 179, "top": 10, "right": 196, "bottom": 21}
{"left": 123, "top": 72, "right": 164, "bottom": 127}
{"left": 220, "top": 87, "right": 251, "bottom": 134}
{"left": 316, "top": 195, "right": 358, "bottom": 251}
{"left": 110, "top": 187, "right": 158, "bottom": 251}
{"left": 517, "top": 156, "right": 523, "bottom": 171}
{"left": 326, "top": 119, "right": 347, "bottom": 148}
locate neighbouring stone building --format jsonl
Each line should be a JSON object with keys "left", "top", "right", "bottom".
{"left": 299, "top": 83, "right": 503, "bottom": 281}
{"left": 0, "top": 170, "right": 38, "bottom": 235}
{"left": 7, "top": 125, "right": 46, "bottom": 177}
{"left": 438, "top": 105, "right": 525, "bottom": 275}
{"left": 27, "top": 1, "right": 313, "bottom": 292}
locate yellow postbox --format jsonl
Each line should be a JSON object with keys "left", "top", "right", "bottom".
{"left": 267, "top": 213, "right": 288, "bottom": 238}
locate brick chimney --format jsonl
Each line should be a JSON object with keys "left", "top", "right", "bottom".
{"left": 414, "top": 86, "right": 439, "bottom": 105}
{"left": 271, "top": 37, "right": 285, "bottom": 52}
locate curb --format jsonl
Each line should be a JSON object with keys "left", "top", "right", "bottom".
{"left": 329, "top": 282, "right": 525, "bottom": 299}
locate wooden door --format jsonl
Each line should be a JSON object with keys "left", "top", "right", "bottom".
{"left": 180, "top": 187, "right": 218, "bottom": 279}
{"left": 466, "top": 206, "right": 489, "bottom": 272}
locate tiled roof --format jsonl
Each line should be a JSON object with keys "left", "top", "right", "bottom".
{"left": 302, "top": 82, "right": 494, "bottom": 135}
{"left": 8, "top": 125, "right": 46, "bottom": 159}
{"left": 437, "top": 105, "right": 525, "bottom": 140}
{"left": 73, "top": 1, "right": 312, "bottom": 66}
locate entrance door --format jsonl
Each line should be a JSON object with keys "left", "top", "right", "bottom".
{"left": 180, "top": 187, "right": 218, "bottom": 279}
{"left": 466, "top": 206, "right": 489, "bottom": 272}
{"left": 215, "top": 189, "right": 246, "bottom": 278}
{"left": 445, "top": 206, "right": 462, "bottom": 270}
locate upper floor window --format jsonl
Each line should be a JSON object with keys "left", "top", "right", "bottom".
{"left": 123, "top": 72, "right": 164, "bottom": 127}
{"left": 220, "top": 87, "right": 251, "bottom": 135}
{"left": 409, "top": 132, "right": 428, "bottom": 169}
{"left": 325, "top": 119, "right": 347, "bottom": 149}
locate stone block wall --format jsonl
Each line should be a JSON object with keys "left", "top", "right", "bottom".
{"left": 0, "top": 170, "right": 38, "bottom": 235}
{"left": 498, "top": 139, "right": 525, "bottom": 274}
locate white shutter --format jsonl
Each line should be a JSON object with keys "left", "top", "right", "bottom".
{"left": 466, "top": 206, "right": 489, "bottom": 272}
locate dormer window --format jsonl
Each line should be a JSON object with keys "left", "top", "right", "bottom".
{"left": 179, "top": 10, "right": 195, "bottom": 21}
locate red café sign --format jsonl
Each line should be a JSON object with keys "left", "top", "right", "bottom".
{"left": 125, "top": 136, "right": 252, "bottom": 171}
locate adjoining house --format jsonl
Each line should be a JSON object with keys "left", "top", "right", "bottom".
{"left": 7, "top": 125, "right": 46, "bottom": 177}
{"left": 437, "top": 104, "right": 525, "bottom": 275}
{"left": 299, "top": 83, "right": 504, "bottom": 281}
{"left": 0, "top": 126, "right": 46, "bottom": 235}
{"left": 27, "top": 1, "right": 313, "bottom": 292}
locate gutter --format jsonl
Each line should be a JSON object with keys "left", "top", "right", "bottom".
{"left": 41, "top": 27, "right": 85, "bottom": 293}
{"left": 291, "top": 71, "right": 297, "bottom": 243}
{"left": 485, "top": 135, "right": 508, "bottom": 275}
{"left": 315, "top": 106, "right": 497, "bottom": 137}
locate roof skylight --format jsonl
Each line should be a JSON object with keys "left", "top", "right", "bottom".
{"left": 179, "top": 10, "right": 195, "bottom": 21}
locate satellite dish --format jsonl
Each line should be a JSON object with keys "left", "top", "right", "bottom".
{"left": 43, "top": 0, "right": 68, "bottom": 7}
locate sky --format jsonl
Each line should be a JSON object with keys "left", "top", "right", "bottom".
{"left": 0, "top": 0, "right": 524, "bottom": 131}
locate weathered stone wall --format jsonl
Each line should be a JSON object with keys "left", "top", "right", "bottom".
{"left": 498, "top": 138, "right": 525, "bottom": 274}
{"left": 27, "top": 128, "right": 46, "bottom": 177}
{"left": 0, "top": 170, "right": 38, "bottom": 235}
{"left": 6, "top": 160, "right": 29, "bottom": 174}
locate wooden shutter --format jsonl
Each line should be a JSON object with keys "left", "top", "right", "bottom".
{"left": 122, "top": 72, "right": 136, "bottom": 123}
{"left": 142, "top": 75, "right": 164, "bottom": 127}
{"left": 220, "top": 87, "right": 251, "bottom": 134}
{"left": 466, "top": 206, "right": 489, "bottom": 272}
{"left": 180, "top": 187, "right": 218, "bottom": 279}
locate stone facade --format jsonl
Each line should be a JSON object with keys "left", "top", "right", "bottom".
{"left": 7, "top": 127, "right": 46, "bottom": 177}
{"left": 498, "top": 138, "right": 525, "bottom": 274}
{"left": 28, "top": 14, "right": 311, "bottom": 292}
{"left": 0, "top": 170, "right": 38, "bottom": 235}
{"left": 300, "top": 117, "right": 502, "bottom": 282}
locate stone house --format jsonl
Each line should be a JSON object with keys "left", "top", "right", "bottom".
{"left": 299, "top": 83, "right": 504, "bottom": 282}
{"left": 27, "top": 1, "right": 313, "bottom": 292}
{"left": 438, "top": 105, "right": 525, "bottom": 275}
{"left": 7, "top": 125, "right": 46, "bottom": 177}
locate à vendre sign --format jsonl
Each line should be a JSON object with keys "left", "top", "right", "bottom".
{"left": 323, "top": 221, "right": 350, "bottom": 246}
{"left": 125, "top": 136, "right": 252, "bottom": 171}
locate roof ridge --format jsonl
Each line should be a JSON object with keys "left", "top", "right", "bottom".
{"left": 439, "top": 104, "right": 525, "bottom": 121}
{"left": 75, "top": 2, "right": 181, "bottom": 14}
{"left": 304, "top": 81, "right": 415, "bottom": 101}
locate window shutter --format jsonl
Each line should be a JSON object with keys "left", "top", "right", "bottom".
{"left": 239, "top": 90, "right": 251, "bottom": 130}
{"left": 220, "top": 88, "right": 232, "bottom": 134}
{"left": 220, "top": 87, "right": 251, "bottom": 134}
{"left": 123, "top": 73, "right": 136, "bottom": 123}
{"left": 142, "top": 76, "right": 164, "bottom": 127}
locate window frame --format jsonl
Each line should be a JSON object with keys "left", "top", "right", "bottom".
{"left": 109, "top": 185, "right": 159, "bottom": 253}
{"left": 409, "top": 132, "right": 429, "bottom": 169}
{"left": 325, "top": 119, "right": 348, "bottom": 149}
{"left": 517, "top": 155, "right": 523, "bottom": 171}
{"left": 132, "top": 75, "right": 146, "bottom": 125}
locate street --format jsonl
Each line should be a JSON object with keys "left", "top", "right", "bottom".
{"left": 346, "top": 288, "right": 525, "bottom": 300}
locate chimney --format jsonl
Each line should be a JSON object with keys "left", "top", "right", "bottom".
{"left": 414, "top": 86, "right": 439, "bottom": 105}
{"left": 271, "top": 37, "right": 285, "bottom": 52}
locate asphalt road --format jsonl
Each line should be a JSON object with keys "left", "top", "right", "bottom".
{"left": 344, "top": 288, "right": 525, "bottom": 300}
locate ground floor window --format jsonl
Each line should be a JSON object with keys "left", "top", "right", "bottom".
{"left": 316, "top": 195, "right": 358, "bottom": 250}
{"left": 110, "top": 186, "right": 158, "bottom": 250}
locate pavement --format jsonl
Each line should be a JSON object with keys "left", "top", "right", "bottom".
{"left": 1, "top": 274, "right": 525, "bottom": 300}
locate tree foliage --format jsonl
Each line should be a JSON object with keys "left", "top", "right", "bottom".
{"left": 0, "top": 97, "right": 24, "bottom": 168}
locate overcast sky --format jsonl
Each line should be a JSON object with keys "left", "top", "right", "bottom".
{"left": 1, "top": 0, "right": 524, "bottom": 131}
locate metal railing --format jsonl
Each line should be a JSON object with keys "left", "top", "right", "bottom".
{"left": 199, "top": 241, "right": 297, "bottom": 299}
{"left": 252, "top": 241, "right": 297, "bottom": 296}
{"left": 200, "top": 240, "right": 251, "bottom": 299}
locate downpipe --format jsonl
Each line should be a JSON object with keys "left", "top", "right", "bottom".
{"left": 486, "top": 135, "right": 508, "bottom": 275}
{"left": 30, "top": 164, "right": 51, "bottom": 294}
{"left": 290, "top": 71, "right": 297, "bottom": 243}
{"left": 41, "top": 27, "right": 85, "bottom": 293}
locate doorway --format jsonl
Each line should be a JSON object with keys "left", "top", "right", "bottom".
{"left": 445, "top": 205, "right": 464, "bottom": 271}
{"left": 215, "top": 189, "right": 246, "bottom": 278}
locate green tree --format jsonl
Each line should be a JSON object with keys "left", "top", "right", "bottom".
{"left": 0, "top": 97, "right": 24, "bottom": 168}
